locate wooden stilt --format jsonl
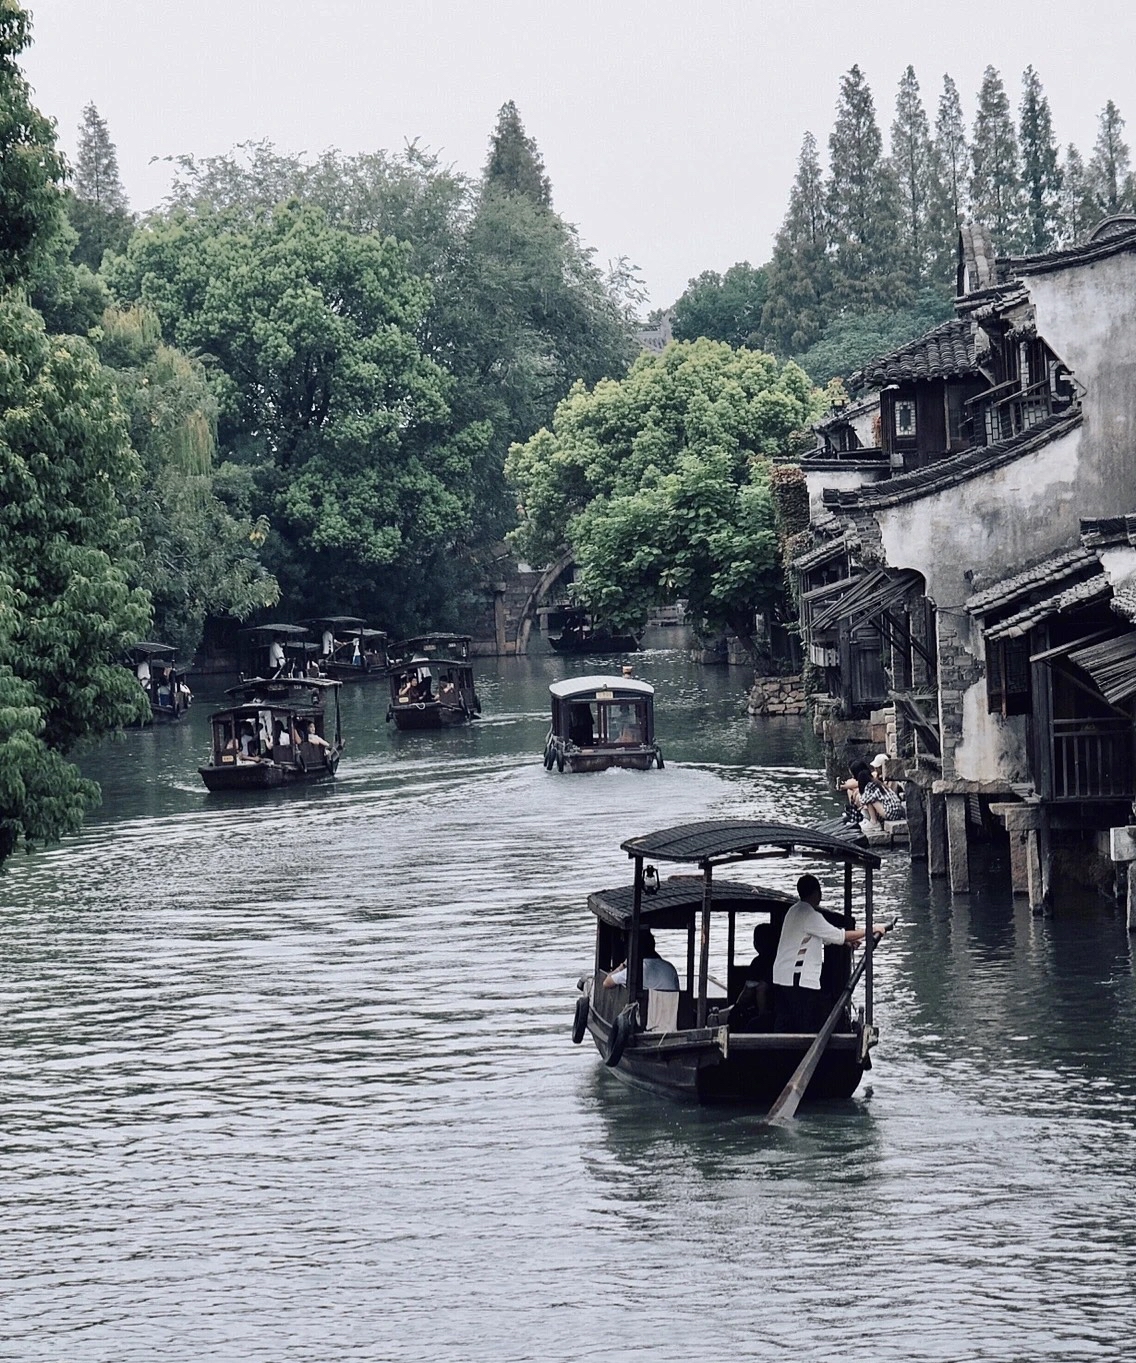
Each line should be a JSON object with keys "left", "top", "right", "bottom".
{"left": 945, "top": 794, "right": 970, "bottom": 894}
{"left": 906, "top": 781, "right": 927, "bottom": 860}
{"left": 928, "top": 792, "right": 947, "bottom": 879}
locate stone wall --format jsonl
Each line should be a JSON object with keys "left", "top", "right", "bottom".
{"left": 746, "top": 674, "right": 807, "bottom": 716}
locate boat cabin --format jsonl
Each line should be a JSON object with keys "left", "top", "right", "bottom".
{"left": 199, "top": 676, "right": 343, "bottom": 791}
{"left": 545, "top": 675, "right": 662, "bottom": 772}
{"left": 306, "top": 616, "right": 388, "bottom": 678}
{"left": 385, "top": 634, "right": 480, "bottom": 729}
{"left": 126, "top": 641, "right": 191, "bottom": 722}
{"left": 238, "top": 623, "right": 314, "bottom": 680}
{"left": 575, "top": 820, "right": 883, "bottom": 1104}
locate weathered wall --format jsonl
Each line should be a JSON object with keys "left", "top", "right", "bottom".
{"left": 746, "top": 674, "right": 807, "bottom": 716}
{"left": 804, "top": 464, "right": 889, "bottom": 518}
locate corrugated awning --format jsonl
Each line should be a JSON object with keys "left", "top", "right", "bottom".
{"left": 811, "top": 569, "right": 924, "bottom": 633}
{"left": 1067, "top": 632, "right": 1136, "bottom": 705}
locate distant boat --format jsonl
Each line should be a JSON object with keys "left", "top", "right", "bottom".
{"left": 544, "top": 675, "right": 663, "bottom": 772}
{"left": 548, "top": 609, "right": 639, "bottom": 654}
{"left": 306, "top": 616, "right": 388, "bottom": 681}
{"left": 385, "top": 634, "right": 481, "bottom": 730}
{"left": 125, "top": 641, "right": 191, "bottom": 723}
{"left": 198, "top": 676, "right": 343, "bottom": 791}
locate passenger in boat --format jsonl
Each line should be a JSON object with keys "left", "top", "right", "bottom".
{"left": 772, "top": 874, "right": 880, "bottom": 1032}
{"left": 303, "top": 721, "right": 331, "bottom": 751}
{"left": 321, "top": 628, "right": 336, "bottom": 659}
{"left": 268, "top": 637, "right": 286, "bottom": 678}
{"left": 274, "top": 719, "right": 292, "bottom": 748}
{"left": 306, "top": 657, "right": 321, "bottom": 678}
{"left": 237, "top": 722, "right": 262, "bottom": 761}
{"left": 730, "top": 922, "right": 778, "bottom": 1031}
{"left": 602, "top": 929, "right": 679, "bottom": 991}
{"left": 136, "top": 657, "right": 152, "bottom": 687}
{"left": 615, "top": 705, "right": 641, "bottom": 744}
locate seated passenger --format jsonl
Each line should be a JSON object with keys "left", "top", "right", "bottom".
{"left": 602, "top": 929, "right": 679, "bottom": 991}
{"left": 568, "top": 704, "right": 594, "bottom": 746}
{"left": 303, "top": 721, "right": 331, "bottom": 750}
{"left": 616, "top": 706, "right": 642, "bottom": 743}
{"left": 729, "top": 922, "right": 778, "bottom": 1032}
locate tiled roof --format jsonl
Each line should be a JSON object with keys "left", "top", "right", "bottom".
{"left": 852, "top": 318, "right": 979, "bottom": 388}
{"left": 966, "top": 545, "right": 1100, "bottom": 616}
{"left": 1111, "top": 586, "right": 1136, "bottom": 623}
{"left": 1001, "top": 224, "right": 1136, "bottom": 276}
{"left": 821, "top": 410, "right": 1083, "bottom": 514}
{"left": 814, "top": 394, "right": 879, "bottom": 434}
{"left": 984, "top": 574, "right": 1112, "bottom": 640}
{"left": 792, "top": 535, "right": 849, "bottom": 572}
{"left": 1080, "top": 514, "right": 1136, "bottom": 550}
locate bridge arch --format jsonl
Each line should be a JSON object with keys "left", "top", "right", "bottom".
{"left": 513, "top": 549, "right": 575, "bottom": 655}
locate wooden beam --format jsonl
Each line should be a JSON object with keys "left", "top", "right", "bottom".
{"left": 946, "top": 794, "right": 970, "bottom": 893}
{"left": 928, "top": 792, "right": 948, "bottom": 878}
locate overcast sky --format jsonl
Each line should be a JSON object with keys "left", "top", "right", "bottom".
{"left": 22, "top": 0, "right": 1136, "bottom": 309}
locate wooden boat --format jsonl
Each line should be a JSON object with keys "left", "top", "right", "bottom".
{"left": 198, "top": 677, "right": 344, "bottom": 791}
{"left": 126, "top": 641, "right": 191, "bottom": 723}
{"left": 306, "top": 616, "right": 388, "bottom": 680}
{"left": 385, "top": 635, "right": 480, "bottom": 729}
{"left": 544, "top": 675, "right": 663, "bottom": 772}
{"left": 548, "top": 608, "right": 639, "bottom": 654}
{"left": 573, "top": 820, "right": 883, "bottom": 1104}
{"left": 237, "top": 623, "right": 313, "bottom": 680}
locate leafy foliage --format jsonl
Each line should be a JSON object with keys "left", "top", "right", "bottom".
{"left": 792, "top": 291, "right": 953, "bottom": 385}
{"left": 890, "top": 66, "right": 935, "bottom": 290}
{"left": 970, "top": 66, "right": 1025, "bottom": 252}
{"left": 1019, "top": 67, "right": 1062, "bottom": 254}
{"left": 761, "top": 132, "right": 830, "bottom": 354}
{"left": 65, "top": 102, "right": 133, "bottom": 270}
{"left": 481, "top": 100, "right": 551, "bottom": 207}
{"left": 672, "top": 263, "right": 768, "bottom": 348}
{"left": 506, "top": 340, "right": 821, "bottom": 648}
{"left": 1086, "top": 100, "right": 1134, "bottom": 220}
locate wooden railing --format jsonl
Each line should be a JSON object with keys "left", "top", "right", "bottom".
{"left": 1049, "top": 719, "right": 1135, "bottom": 801}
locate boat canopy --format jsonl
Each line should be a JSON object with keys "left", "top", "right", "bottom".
{"left": 308, "top": 615, "right": 366, "bottom": 628}
{"left": 549, "top": 675, "right": 654, "bottom": 700}
{"left": 225, "top": 676, "right": 342, "bottom": 703}
{"left": 388, "top": 634, "right": 472, "bottom": 663}
{"left": 621, "top": 819, "right": 882, "bottom": 869}
{"left": 127, "top": 640, "right": 176, "bottom": 659}
{"left": 588, "top": 878, "right": 792, "bottom": 929}
{"left": 239, "top": 622, "right": 311, "bottom": 638}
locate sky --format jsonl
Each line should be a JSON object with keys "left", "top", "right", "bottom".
{"left": 21, "top": 0, "right": 1136, "bottom": 310}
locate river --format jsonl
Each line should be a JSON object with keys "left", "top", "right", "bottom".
{"left": 2, "top": 644, "right": 1134, "bottom": 1362}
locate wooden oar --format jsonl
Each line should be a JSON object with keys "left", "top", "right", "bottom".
{"left": 762, "top": 920, "right": 895, "bottom": 1127}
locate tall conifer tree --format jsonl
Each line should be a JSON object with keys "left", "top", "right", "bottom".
{"left": 826, "top": 65, "right": 904, "bottom": 310}
{"left": 1019, "top": 67, "right": 1062, "bottom": 253}
{"left": 67, "top": 102, "right": 132, "bottom": 268}
{"left": 928, "top": 73, "right": 970, "bottom": 290}
{"left": 760, "top": 131, "right": 829, "bottom": 354}
{"left": 1057, "top": 144, "right": 1094, "bottom": 245}
{"left": 480, "top": 100, "right": 551, "bottom": 206}
{"left": 1086, "top": 100, "right": 1133, "bottom": 220}
{"left": 890, "top": 66, "right": 935, "bottom": 289}
{"left": 970, "top": 66, "right": 1025, "bottom": 252}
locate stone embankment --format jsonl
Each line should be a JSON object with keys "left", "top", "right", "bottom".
{"left": 745, "top": 674, "right": 808, "bottom": 716}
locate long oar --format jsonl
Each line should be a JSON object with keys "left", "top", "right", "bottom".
{"left": 762, "top": 920, "right": 895, "bottom": 1127}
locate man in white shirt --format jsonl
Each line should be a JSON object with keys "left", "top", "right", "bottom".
{"left": 773, "top": 874, "right": 881, "bottom": 1032}
{"left": 603, "top": 929, "right": 680, "bottom": 992}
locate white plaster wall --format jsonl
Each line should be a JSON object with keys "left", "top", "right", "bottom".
{"left": 1100, "top": 544, "right": 1136, "bottom": 591}
{"left": 1025, "top": 252, "right": 1136, "bottom": 514}
{"left": 850, "top": 403, "right": 880, "bottom": 447}
{"left": 875, "top": 425, "right": 1084, "bottom": 610}
{"left": 805, "top": 466, "right": 889, "bottom": 517}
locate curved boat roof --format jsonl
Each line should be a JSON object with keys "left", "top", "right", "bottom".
{"left": 588, "top": 878, "right": 792, "bottom": 929}
{"left": 240, "top": 623, "right": 311, "bottom": 637}
{"left": 225, "top": 676, "right": 342, "bottom": 701}
{"left": 549, "top": 675, "right": 654, "bottom": 699}
{"left": 621, "top": 819, "right": 881, "bottom": 869}
{"left": 127, "top": 641, "right": 176, "bottom": 658}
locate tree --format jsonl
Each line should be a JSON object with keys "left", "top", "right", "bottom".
{"left": 761, "top": 131, "right": 830, "bottom": 354}
{"left": 671, "top": 262, "right": 768, "bottom": 347}
{"left": 480, "top": 100, "right": 551, "bottom": 206}
{"left": 793, "top": 292, "right": 954, "bottom": 386}
{"left": 97, "top": 305, "right": 280, "bottom": 656}
{"left": 1019, "top": 67, "right": 1062, "bottom": 254}
{"left": 970, "top": 66, "right": 1025, "bottom": 251}
{"left": 0, "top": 298, "right": 151, "bottom": 866}
{"left": 890, "top": 66, "right": 935, "bottom": 290}
{"left": 826, "top": 65, "right": 905, "bottom": 311}
{"left": 1057, "top": 144, "right": 1095, "bottom": 246}
{"left": 106, "top": 201, "right": 488, "bottom": 629}
{"left": 1086, "top": 100, "right": 1133, "bottom": 221}
{"left": 0, "top": 0, "right": 67, "bottom": 287}
{"left": 929, "top": 74, "right": 971, "bottom": 288}
{"left": 505, "top": 340, "right": 822, "bottom": 653}
{"left": 65, "top": 102, "right": 133, "bottom": 269}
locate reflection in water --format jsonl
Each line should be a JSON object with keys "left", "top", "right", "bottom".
{"left": 1, "top": 648, "right": 1134, "bottom": 1361}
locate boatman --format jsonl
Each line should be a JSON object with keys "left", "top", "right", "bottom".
{"left": 772, "top": 874, "right": 884, "bottom": 1032}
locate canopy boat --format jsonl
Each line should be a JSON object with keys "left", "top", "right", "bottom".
{"left": 548, "top": 608, "right": 639, "bottom": 654}
{"left": 573, "top": 820, "right": 884, "bottom": 1105}
{"left": 544, "top": 675, "right": 663, "bottom": 772}
{"left": 126, "top": 641, "right": 191, "bottom": 723}
{"left": 385, "top": 634, "right": 480, "bottom": 729}
{"left": 238, "top": 623, "right": 314, "bottom": 680}
{"left": 306, "top": 616, "right": 388, "bottom": 680}
{"left": 198, "top": 676, "right": 344, "bottom": 791}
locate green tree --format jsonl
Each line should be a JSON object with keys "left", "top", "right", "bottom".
{"left": 890, "top": 66, "right": 935, "bottom": 290}
{"left": 480, "top": 100, "right": 551, "bottom": 206}
{"left": 505, "top": 340, "right": 821, "bottom": 653}
{"left": 826, "top": 65, "right": 905, "bottom": 311}
{"left": 106, "top": 201, "right": 486, "bottom": 628}
{"left": 1019, "top": 66, "right": 1062, "bottom": 254}
{"left": 970, "top": 66, "right": 1025, "bottom": 251}
{"left": 65, "top": 102, "right": 133, "bottom": 269}
{"left": 671, "top": 261, "right": 768, "bottom": 347}
{"left": 1086, "top": 99, "right": 1133, "bottom": 221}
{"left": 97, "top": 305, "right": 280, "bottom": 656}
{"left": 793, "top": 292, "right": 954, "bottom": 385}
{"left": 933, "top": 73, "right": 970, "bottom": 231}
{"left": 0, "top": 298, "right": 151, "bottom": 865}
{"left": 761, "top": 131, "right": 829, "bottom": 354}
{"left": 0, "top": 0, "right": 67, "bottom": 287}
{"left": 1057, "top": 144, "right": 1095, "bottom": 245}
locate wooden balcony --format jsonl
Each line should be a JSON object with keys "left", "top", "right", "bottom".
{"left": 1048, "top": 718, "right": 1135, "bottom": 801}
